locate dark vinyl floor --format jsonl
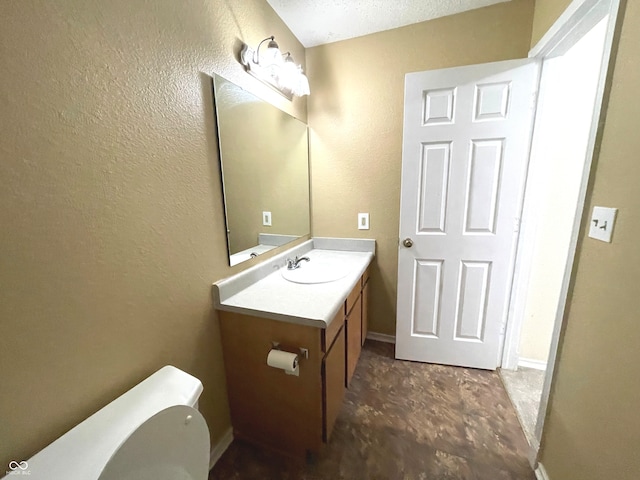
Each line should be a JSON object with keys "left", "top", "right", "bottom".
{"left": 209, "top": 340, "right": 535, "bottom": 480}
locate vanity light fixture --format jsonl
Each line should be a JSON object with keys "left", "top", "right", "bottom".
{"left": 254, "top": 36, "right": 282, "bottom": 66}
{"left": 240, "top": 36, "right": 310, "bottom": 100}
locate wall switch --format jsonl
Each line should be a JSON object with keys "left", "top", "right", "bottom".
{"left": 262, "top": 211, "right": 272, "bottom": 226}
{"left": 358, "top": 213, "right": 370, "bottom": 230}
{"left": 588, "top": 206, "right": 617, "bottom": 242}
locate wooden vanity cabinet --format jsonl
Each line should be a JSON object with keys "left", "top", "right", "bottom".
{"left": 217, "top": 270, "right": 369, "bottom": 458}
{"left": 345, "top": 285, "right": 362, "bottom": 386}
{"left": 322, "top": 308, "right": 346, "bottom": 442}
{"left": 362, "top": 272, "right": 370, "bottom": 346}
{"left": 345, "top": 266, "right": 370, "bottom": 385}
{"left": 322, "top": 324, "right": 345, "bottom": 442}
{"left": 218, "top": 311, "right": 325, "bottom": 458}
{"left": 218, "top": 309, "right": 346, "bottom": 458}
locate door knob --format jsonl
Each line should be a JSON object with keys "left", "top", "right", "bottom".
{"left": 402, "top": 238, "right": 413, "bottom": 248}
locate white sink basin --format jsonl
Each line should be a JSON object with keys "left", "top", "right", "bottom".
{"left": 281, "top": 262, "right": 351, "bottom": 284}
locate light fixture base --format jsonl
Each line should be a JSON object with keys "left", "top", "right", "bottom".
{"left": 240, "top": 44, "right": 294, "bottom": 101}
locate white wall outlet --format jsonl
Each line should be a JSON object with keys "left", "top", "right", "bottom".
{"left": 588, "top": 206, "right": 617, "bottom": 242}
{"left": 358, "top": 213, "right": 369, "bottom": 230}
{"left": 262, "top": 211, "right": 272, "bottom": 226}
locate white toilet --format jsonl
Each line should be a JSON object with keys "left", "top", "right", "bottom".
{"left": 3, "top": 366, "right": 210, "bottom": 480}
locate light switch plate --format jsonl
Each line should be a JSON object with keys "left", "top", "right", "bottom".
{"left": 358, "top": 213, "right": 369, "bottom": 230}
{"left": 588, "top": 206, "right": 617, "bottom": 242}
{"left": 262, "top": 211, "right": 272, "bottom": 226}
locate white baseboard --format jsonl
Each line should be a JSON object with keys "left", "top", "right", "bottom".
{"left": 209, "top": 427, "right": 233, "bottom": 470}
{"left": 366, "top": 332, "right": 396, "bottom": 344}
{"left": 535, "top": 462, "right": 550, "bottom": 480}
{"left": 518, "top": 357, "right": 547, "bottom": 371}
{"left": 528, "top": 439, "right": 540, "bottom": 469}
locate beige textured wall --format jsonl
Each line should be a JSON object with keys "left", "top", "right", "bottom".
{"left": 0, "top": 0, "right": 306, "bottom": 470}
{"left": 530, "top": 0, "right": 573, "bottom": 47}
{"left": 306, "top": 0, "right": 535, "bottom": 335}
{"left": 213, "top": 77, "right": 310, "bottom": 254}
{"left": 538, "top": 2, "right": 640, "bottom": 479}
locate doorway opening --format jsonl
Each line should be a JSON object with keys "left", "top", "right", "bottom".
{"left": 499, "top": 0, "right": 622, "bottom": 469}
{"left": 500, "top": 13, "right": 609, "bottom": 447}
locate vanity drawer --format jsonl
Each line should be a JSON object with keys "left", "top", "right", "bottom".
{"left": 323, "top": 309, "right": 344, "bottom": 353}
{"left": 345, "top": 282, "right": 361, "bottom": 315}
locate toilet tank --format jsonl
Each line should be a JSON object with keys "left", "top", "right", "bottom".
{"left": 3, "top": 366, "right": 208, "bottom": 480}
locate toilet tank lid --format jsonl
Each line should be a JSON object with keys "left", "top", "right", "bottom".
{"left": 14, "top": 366, "right": 204, "bottom": 480}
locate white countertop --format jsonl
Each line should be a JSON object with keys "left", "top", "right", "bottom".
{"left": 213, "top": 239, "right": 375, "bottom": 328}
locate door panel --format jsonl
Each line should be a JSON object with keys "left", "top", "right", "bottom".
{"left": 423, "top": 88, "right": 455, "bottom": 124}
{"left": 465, "top": 139, "right": 503, "bottom": 234}
{"left": 418, "top": 143, "right": 451, "bottom": 233}
{"left": 412, "top": 260, "right": 443, "bottom": 338}
{"left": 474, "top": 82, "right": 510, "bottom": 121}
{"left": 396, "top": 59, "right": 539, "bottom": 370}
{"left": 455, "top": 260, "right": 491, "bottom": 341}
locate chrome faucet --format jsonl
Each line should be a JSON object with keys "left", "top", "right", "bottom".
{"left": 286, "top": 256, "right": 310, "bottom": 270}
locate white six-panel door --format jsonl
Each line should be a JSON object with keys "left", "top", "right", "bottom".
{"left": 395, "top": 59, "right": 539, "bottom": 370}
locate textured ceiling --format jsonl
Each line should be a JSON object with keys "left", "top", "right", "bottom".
{"left": 266, "top": 0, "right": 511, "bottom": 47}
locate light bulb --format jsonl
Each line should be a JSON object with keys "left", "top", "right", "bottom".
{"left": 294, "top": 70, "right": 310, "bottom": 97}
{"left": 263, "top": 39, "right": 282, "bottom": 66}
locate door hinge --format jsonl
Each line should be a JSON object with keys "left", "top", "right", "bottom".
{"left": 514, "top": 216, "right": 521, "bottom": 233}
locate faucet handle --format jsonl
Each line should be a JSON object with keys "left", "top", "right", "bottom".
{"left": 286, "top": 256, "right": 310, "bottom": 270}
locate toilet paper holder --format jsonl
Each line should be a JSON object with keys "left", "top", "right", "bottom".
{"left": 271, "top": 341, "right": 309, "bottom": 360}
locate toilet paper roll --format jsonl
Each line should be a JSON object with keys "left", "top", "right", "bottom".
{"left": 267, "top": 349, "right": 299, "bottom": 376}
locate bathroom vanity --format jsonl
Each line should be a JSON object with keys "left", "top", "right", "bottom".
{"left": 213, "top": 239, "right": 374, "bottom": 459}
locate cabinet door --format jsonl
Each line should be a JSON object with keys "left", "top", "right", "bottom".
{"left": 362, "top": 280, "right": 369, "bottom": 346}
{"left": 346, "top": 295, "right": 362, "bottom": 386}
{"left": 219, "top": 312, "right": 324, "bottom": 457}
{"left": 323, "top": 325, "right": 345, "bottom": 442}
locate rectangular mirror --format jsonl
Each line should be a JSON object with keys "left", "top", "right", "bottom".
{"left": 211, "top": 74, "right": 310, "bottom": 266}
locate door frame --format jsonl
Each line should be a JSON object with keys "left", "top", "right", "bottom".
{"left": 498, "top": 0, "right": 623, "bottom": 468}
